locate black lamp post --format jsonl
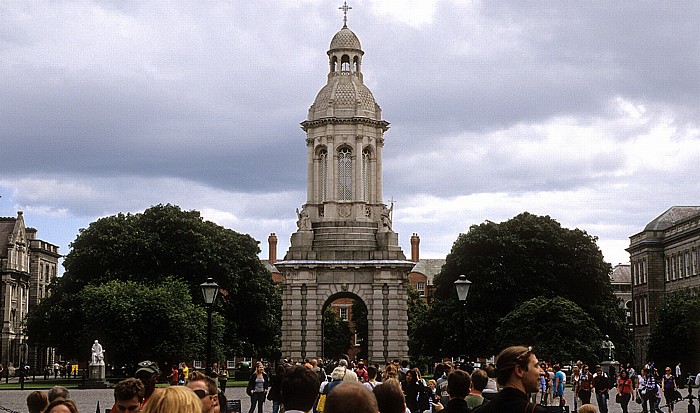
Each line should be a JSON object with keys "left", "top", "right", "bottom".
{"left": 200, "top": 278, "right": 219, "bottom": 376}
{"left": 453, "top": 275, "right": 472, "bottom": 363}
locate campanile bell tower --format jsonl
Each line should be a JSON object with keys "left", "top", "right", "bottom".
{"left": 284, "top": 10, "right": 404, "bottom": 260}
{"left": 276, "top": 5, "right": 413, "bottom": 363}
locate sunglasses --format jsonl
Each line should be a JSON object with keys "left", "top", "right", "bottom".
{"left": 193, "top": 389, "right": 212, "bottom": 399}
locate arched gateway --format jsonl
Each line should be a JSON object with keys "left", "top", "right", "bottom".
{"left": 274, "top": 17, "right": 414, "bottom": 364}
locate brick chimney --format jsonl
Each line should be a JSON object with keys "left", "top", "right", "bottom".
{"left": 410, "top": 233, "right": 420, "bottom": 262}
{"left": 268, "top": 233, "right": 278, "bottom": 264}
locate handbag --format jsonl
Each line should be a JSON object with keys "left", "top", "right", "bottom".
{"left": 616, "top": 394, "right": 623, "bottom": 403}
{"left": 317, "top": 394, "right": 327, "bottom": 412}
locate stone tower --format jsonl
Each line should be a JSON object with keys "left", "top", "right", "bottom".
{"left": 275, "top": 17, "right": 414, "bottom": 363}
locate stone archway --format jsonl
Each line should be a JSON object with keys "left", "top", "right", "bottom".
{"left": 276, "top": 261, "right": 414, "bottom": 364}
{"left": 321, "top": 291, "right": 368, "bottom": 360}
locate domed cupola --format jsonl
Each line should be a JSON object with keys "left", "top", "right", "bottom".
{"left": 307, "top": 22, "right": 384, "bottom": 121}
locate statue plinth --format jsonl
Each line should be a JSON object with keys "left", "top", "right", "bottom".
{"left": 78, "top": 363, "right": 111, "bottom": 388}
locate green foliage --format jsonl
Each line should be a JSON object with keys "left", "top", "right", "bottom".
{"left": 323, "top": 308, "right": 352, "bottom": 360}
{"left": 496, "top": 296, "right": 602, "bottom": 363}
{"left": 420, "top": 212, "right": 625, "bottom": 359}
{"left": 27, "top": 278, "right": 218, "bottom": 366}
{"left": 647, "top": 291, "right": 700, "bottom": 373}
{"left": 27, "top": 204, "right": 280, "bottom": 363}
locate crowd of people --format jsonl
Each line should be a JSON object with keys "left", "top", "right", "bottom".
{"left": 17, "top": 350, "right": 697, "bottom": 413}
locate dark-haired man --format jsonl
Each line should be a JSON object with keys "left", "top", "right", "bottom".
{"left": 281, "top": 365, "right": 321, "bottom": 413}
{"left": 325, "top": 382, "right": 378, "bottom": 413}
{"left": 477, "top": 346, "right": 548, "bottom": 413}
{"left": 113, "top": 378, "right": 145, "bottom": 413}
{"left": 434, "top": 370, "right": 471, "bottom": 413}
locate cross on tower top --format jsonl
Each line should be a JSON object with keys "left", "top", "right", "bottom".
{"left": 339, "top": 1, "right": 352, "bottom": 27}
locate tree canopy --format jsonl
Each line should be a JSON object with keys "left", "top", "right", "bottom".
{"left": 647, "top": 291, "right": 700, "bottom": 373}
{"left": 27, "top": 204, "right": 280, "bottom": 366}
{"left": 496, "top": 296, "right": 602, "bottom": 363}
{"left": 412, "top": 212, "right": 628, "bottom": 361}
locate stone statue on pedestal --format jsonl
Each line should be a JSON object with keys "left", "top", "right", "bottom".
{"left": 601, "top": 335, "right": 615, "bottom": 361}
{"left": 91, "top": 340, "right": 105, "bottom": 365}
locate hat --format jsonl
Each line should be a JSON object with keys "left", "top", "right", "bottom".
{"left": 135, "top": 360, "right": 161, "bottom": 377}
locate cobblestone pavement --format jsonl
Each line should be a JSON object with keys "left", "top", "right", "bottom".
{"left": 0, "top": 386, "right": 695, "bottom": 413}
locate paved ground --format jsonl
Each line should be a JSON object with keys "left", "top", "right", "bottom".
{"left": 0, "top": 386, "right": 695, "bottom": 413}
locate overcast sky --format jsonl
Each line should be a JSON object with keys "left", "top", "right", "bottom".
{"left": 2, "top": 1, "right": 699, "bottom": 273}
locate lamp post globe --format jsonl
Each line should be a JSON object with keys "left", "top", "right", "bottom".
{"left": 453, "top": 275, "right": 472, "bottom": 363}
{"left": 199, "top": 278, "right": 219, "bottom": 376}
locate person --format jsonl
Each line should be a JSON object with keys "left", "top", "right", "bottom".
{"left": 436, "top": 363, "right": 453, "bottom": 405}
{"left": 578, "top": 365, "right": 594, "bottom": 405}
{"left": 187, "top": 371, "right": 219, "bottom": 413}
{"left": 592, "top": 365, "right": 609, "bottom": 413}
{"left": 617, "top": 369, "right": 634, "bottom": 413}
{"left": 578, "top": 404, "right": 597, "bottom": 413}
{"left": 374, "top": 379, "right": 407, "bottom": 413}
{"left": 639, "top": 367, "right": 657, "bottom": 413}
{"left": 356, "top": 362, "right": 369, "bottom": 383}
{"left": 662, "top": 367, "right": 678, "bottom": 413}
{"left": 537, "top": 368, "right": 547, "bottom": 405}
{"left": 48, "top": 386, "right": 70, "bottom": 402}
{"left": 113, "top": 378, "right": 145, "bottom": 413}
{"left": 45, "top": 398, "right": 79, "bottom": 413}
{"left": 281, "top": 365, "right": 321, "bottom": 413}
{"left": 311, "top": 359, "right": 326, "bottom": 384}
{"left": 170, "top": 365, "right": 179, "bottom": 386}
{"left": 433, "top": 369, "right": 471, "bottom": 413}
{"left": 476, "top": 346, "right": 548, "bottom": 413}
{"left": 553, "top": 364, "right": 566, "bottom": 406}
{"left": 364, "top": 366, "right": 382, "bottom": 391}
{"left": 142, "top": 386, "right": 202, "bottom": 413}
{"left": 26, "top": 390, "right": 49, "bottom": 413}
{"left": 571, "top": 365, "right": 581, "bottom": 412}
{"left": 466, "top": 368, "right": 488, "bottom": 409}
{"left": 134, "top": 361, "right": 161, "bottom": 406}
{"left": 402, "top": 368, "right": 429, "bottom": 413}
{"left": 218, "top": 363, "right": 229, "bottom": 391}
{"left": 246, "top": 362, "right": 269, "bottom": 413}
{"left": 268, "top": 365, "right": 285, "bottom": 413}
{"left": 675, "top": 363, "right": 681, "bottom": 383}
{"left": 182, "top": 362, "right": 190, "bottom": 381}
{"left": 325, "top": 382, "right": 378, "bottom": 413}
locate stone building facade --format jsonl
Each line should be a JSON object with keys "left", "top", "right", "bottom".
{"left": 274, "top": 20, "right": 414, "bottom": 364}
{"left": 627, "top": 206, "right": 700, "bottom": 366}
{"left": 0, "top": 212, "right": 60, "bottom": 372}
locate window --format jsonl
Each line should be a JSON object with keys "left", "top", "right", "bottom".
{"left": 338, "top": 148, "right": 352, "bottom": 200}
{"left": 672, "top": 255, "right": 677, "bottom": 280}
{"left": 341, "top": 55, "right": 350, "bottom": 72}
{"left": 417, "top": 282, "right": 425, "bottom": 297}
{"left": 227, "top": 360, "right": 236, "bottom": 369}
{"left": 193, "top": 360, "right": 202, "bottom": 369}
{"left": 686, "top": 251, "right": 691, "bottom": 277}
{"left": 339, "top": 307, "right": 348, "bottom": 321}
{"left": 664, "top": 257, "right": 670, "bottom": 282}
{"left": 362, "top": 148, "right": 370, "bottom": 201}
{"left": 319, "top": 149, "right": 328, "bottom": 202}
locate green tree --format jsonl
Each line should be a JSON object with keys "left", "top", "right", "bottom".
{"left": 323, "top": 307, "right": 352, "bottom": 360}
{"left": 27, "top": 204, "right": 280, "bottom": 363}
{"left": 422, "top": 212, "right": 627, "bottom": 359}
{"left": 496, "top": 296, "right": 602, "bottom": 363}
{"left": 647, "top": 291, "right": 700, "bottom": 373}
{"left": 28, "top": 279, "right": 222, "bottom": 367}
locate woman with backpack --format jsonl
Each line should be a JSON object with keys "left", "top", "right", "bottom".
{"left": 577, "top": 365, "right": 594, "bottom": 405}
